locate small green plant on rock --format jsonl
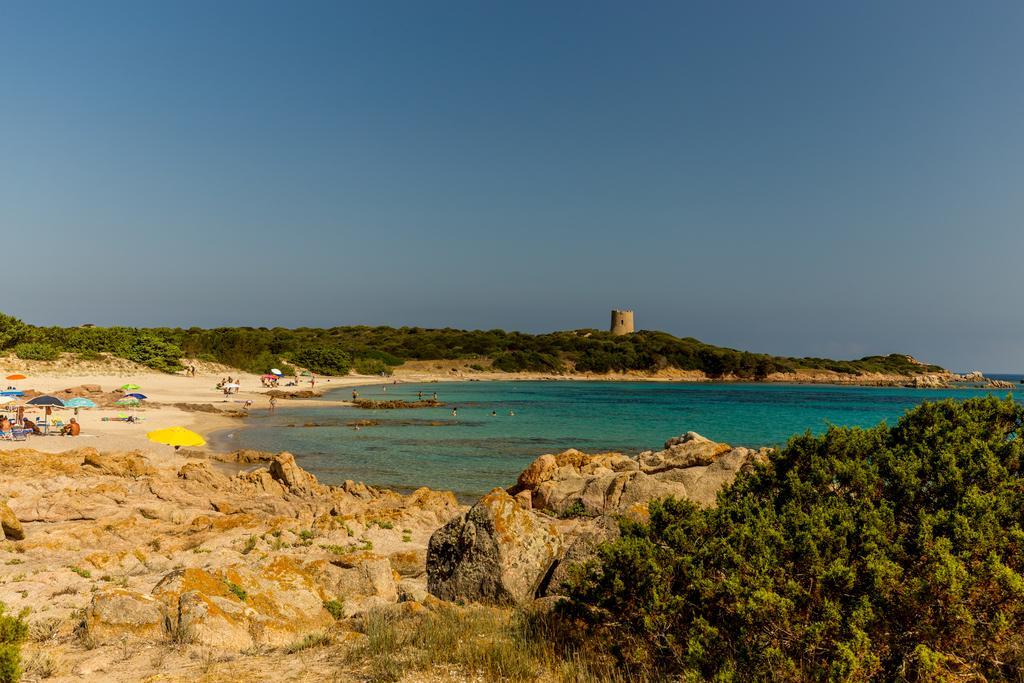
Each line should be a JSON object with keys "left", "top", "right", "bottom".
{"left": 323, "top": 599, "right": 345, "bottom": 621}
{"left": 223, "top": 580, "right": 247, "bottom": 602}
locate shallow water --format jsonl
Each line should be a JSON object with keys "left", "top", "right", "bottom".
{"left": 210, "top": 380, "right": 1021, "bottom": 499}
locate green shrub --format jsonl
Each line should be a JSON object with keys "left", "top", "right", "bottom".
{"left": 13, "top": 343, "right": 59, "bottom": 361}
{"left": 564, "top": 397, "right": 1024, "bottom": 680}
{"left": 0, "top": 601, "right": 29, "bottom": 683}
{"left": 353, "top": 358, "right": 393, "bottom": 376}
{"left": 75, "top": 350, "right": 104, "bottom": 361}
{"left": 0, "top": 314, "right": 28, "bottom": 351}
{"left": 115, "top": 334, "right": 182, "bottom": 373}
{"left": 290, "top": 346, "right": 351, "bottom": 375}
{"left": 323, "top": 599, "right": 345, "bottom": 620}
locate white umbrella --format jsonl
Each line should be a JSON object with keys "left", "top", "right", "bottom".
{"left": 0, "top": 396, "right": 16, "bottom": 405}
{"left": 270, "top": 369, "right": 283, "bottom": 376}
{"left": 223, "top": 383, "right": 240, "bottom": 389}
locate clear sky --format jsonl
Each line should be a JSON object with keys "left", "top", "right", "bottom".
{"left": 2, "top": 1, "right": 1022, "bottom": 371}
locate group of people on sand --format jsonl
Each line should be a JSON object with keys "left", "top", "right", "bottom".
{"left": 0, "top": 413, "right": 80, "bottom": 438}
{"left": 217, "top": 377, "right": 241, "bottom": 396}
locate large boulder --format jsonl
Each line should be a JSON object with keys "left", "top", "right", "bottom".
{"left": 637, "top": 432, "right": 730, "bottom": 473}
{"left": 306, "top": 552, "right": 399, "bottom": 616}
{"left": 153, "top": 558, "right": 335, "bottom": 649}
{"left": 0, "top": 500, "right": 24, "bottom": 540}
{"left": 268, "top": 452, "right": 322, "bottom": 496}
{"left": 85, "top": 590, "right": 166, "bottom": 645}
{"left": 427, "top": 488, "right": 562, "bottom": 605}
{"left": 82, "top": 449, "right": 156, "bottom": 478}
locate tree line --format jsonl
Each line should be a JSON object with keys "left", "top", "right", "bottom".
{"left": 0, "top": 313, "right": 945, "bottom": 378}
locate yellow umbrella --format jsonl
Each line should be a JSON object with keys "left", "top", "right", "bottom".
{"left": 146, "top": 427, "right": 206, "bottom": 449}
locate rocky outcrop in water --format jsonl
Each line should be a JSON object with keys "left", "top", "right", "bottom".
{"left": 427, "top": 432, "right": 770, "bottom": 605}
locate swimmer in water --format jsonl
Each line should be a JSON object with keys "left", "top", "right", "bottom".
{"left": 451, "top": 407, "right": 458, "bottom": 417}
{"left": 491, "top": 410, "right": 497, "bottom": 417}
{"left": 509, "top": 410, "right": 515, "bottom": 416}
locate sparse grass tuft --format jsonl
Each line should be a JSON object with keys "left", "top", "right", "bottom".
{"left": 68, "top": 566, "right": 91, "bottom": 579}
{"left": 167, "top": 617, "right": 196, "bottom": 647}
{"left": 344, "top": 603, "right": 623, "bottom": 682}
{"left": 283, "top": 631, "right": 332, "bottom": 654}
{"left": 241, "top": 536, "right": 258, "bottom": 555}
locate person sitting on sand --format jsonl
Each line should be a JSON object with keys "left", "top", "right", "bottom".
{"left": 0, "top": 416, "right": 11, "bottom": 434}
{"left": 23, "top": 418, "right": 41, "bottom": 435}
{"left": 61, "top": 418, "right": 80, "bottom": 436}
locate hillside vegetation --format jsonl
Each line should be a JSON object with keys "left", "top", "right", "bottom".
{"left": 0, "top": 313, "right": 945, "bottom": 378}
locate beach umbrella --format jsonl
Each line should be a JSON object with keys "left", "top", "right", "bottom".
{"left": 223, "top": 383, "right": 240, "bottom": 389}
{"left": 0, "top": 396, "right": 16, "bottom": 405}
{"left": 120, "top": 383, "right": 141, "bottom": 391}
{"left": 115, "top": 397, "right": 141, "bottom": 407}
{"left": 261, "top": 374, "right": 276, "bottom": 379}
{"left": 125, "top": 393, "right": 148, "bottom": 400}
{"left": 26, "top": 395, "right": 65, "bottom": 407}
{"left": 64, "top": 397, "right": 97, "bottom": 409}
{"left": 5, "top": 374, "right": 26, "bottom": 381}
{"left": 270, "top": 369, "right": 283, "bottom": 376}
{"left": 147, "top": 426, "right": 206, "bottom": 448}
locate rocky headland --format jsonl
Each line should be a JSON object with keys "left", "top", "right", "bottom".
{"left": 0, "top": 431, "right": 765, "bottom": 680}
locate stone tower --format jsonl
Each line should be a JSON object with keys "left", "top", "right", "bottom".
{"left": 610, "top": 309, "right": 635, "bottom": 335}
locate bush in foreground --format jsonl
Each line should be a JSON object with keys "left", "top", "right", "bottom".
{"left": 564, "top": 397, "right": 1024, "bottom": 681}
{"left": 0, "top": 601, "right": 28, "bottom": 683}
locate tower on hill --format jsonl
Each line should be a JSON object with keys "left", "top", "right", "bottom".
{"left": 610, "top": 309, "right": 634, "bottom": 335}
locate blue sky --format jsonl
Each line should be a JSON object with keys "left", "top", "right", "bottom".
{"left": 2, "top": 1, "right": 1023, "bottom": 371}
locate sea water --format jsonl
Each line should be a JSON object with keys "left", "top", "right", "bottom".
{"left": 210, "top": 380, "right": 1021, "bottom": 499}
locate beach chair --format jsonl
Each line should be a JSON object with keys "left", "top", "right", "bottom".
{"left": 11, "top": 429, "right": 28, "bottom": 441}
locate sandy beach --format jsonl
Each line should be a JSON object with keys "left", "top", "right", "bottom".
{"left": 0, "top": 358, "right": 384, "bottom": 455}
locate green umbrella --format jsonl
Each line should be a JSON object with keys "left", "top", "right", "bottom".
{"left": 120, "top": 384, "right": 141, "bottom": 391}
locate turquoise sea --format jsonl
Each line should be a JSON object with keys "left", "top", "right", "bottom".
{"left": 210, "top": 380, "right": 1022, "bottom": 500}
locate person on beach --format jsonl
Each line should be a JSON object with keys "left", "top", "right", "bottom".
{"left": 352, "top": 390, "right": 358, "bottom": 401}
{"left": 61, "top": 418, "right": 80, "bottom": 436}
{"left": 269, "top": 396, "right": 277, "bottom": 413}
{"left": 432, "top": 392, "right": 437, "bottom": 400}
{"left": 0, "top": 416, "right": 11, "bottom": 434}
{"left": 243, "top": 400, "right": 253, "bottom": 413}
{"left": 23, "top": 418, "right": 41, "bottom": 435}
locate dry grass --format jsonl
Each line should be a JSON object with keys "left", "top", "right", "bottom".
{"left": 344, "top": 603, "right": 624, "bottom": 682}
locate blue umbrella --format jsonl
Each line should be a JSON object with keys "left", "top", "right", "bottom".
{"left": 64, "top": 398, "right": 97, "bottom": 409}
{"left": 125, "top": 393, "right": 147, "bottom": 400}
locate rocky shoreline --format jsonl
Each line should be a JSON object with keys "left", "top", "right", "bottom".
{"left": 0, "top": 430, "right": 765, "bottom": 680}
